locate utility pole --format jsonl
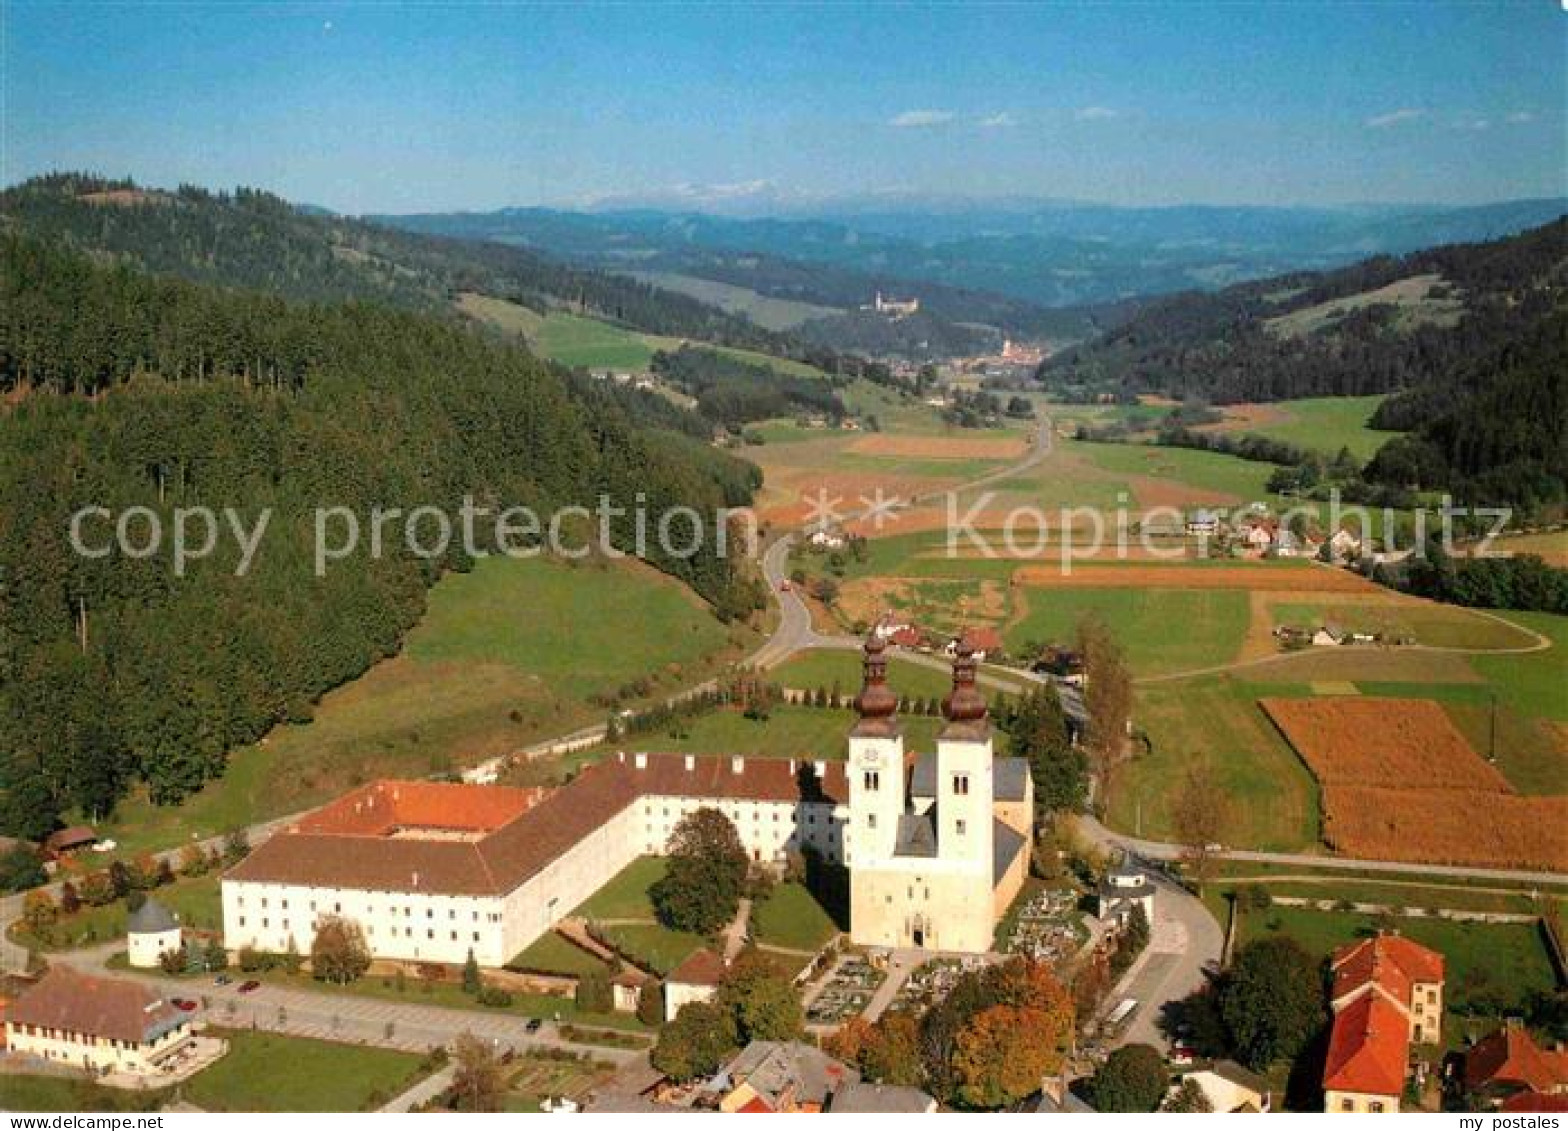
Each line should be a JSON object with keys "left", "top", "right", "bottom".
{"left": 1488, "top": 690, "right": 1498, "bottom": 763}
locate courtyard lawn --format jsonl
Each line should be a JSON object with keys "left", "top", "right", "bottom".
{"left": 185, "top": 1030, "right": 428, "bottom": 1112}
{"left": 572, "top": 857, "right": 666, "bottom": 921}
{"left": 1007, "top": 587, "right": 1251, "bottom": 677}
{"left": 95, "top": 554, "right": 752, "bottom": 858}
{"left": 595, "top": 922, "right": 706, "bottom": 977}
{"left": 508, "top": 930, "right": 610, "bottom": 978}
{"left": 770, "top": 648, "right": 953, "bottom": 701}
{"left": 751, "top": 882, "right": 840, "bottom": 951}
{"left": 1107, "top": 675, "right": 1321, "bottom": 852}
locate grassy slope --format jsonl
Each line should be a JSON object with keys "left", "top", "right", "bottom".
{"left": 1238, "top": 395, "right": 1396, "bottom": 461}
{"left": 185, "top": 1030, "right": 426, "bottom": 1112}
{"left": 752, "top": 881, "right": 840, "bottom": 950}
{"left": 770, "top": 647, "right": 958, "bottom": 701}
{"left": 1232, "top": 907, "right": 1555, "bottom": 1035}
{"left": 1109, "top": 675, "right": 1321, "bottom": 852}
{"left": 628, "top": 704, "right": 958, "bottom": 761}
{"left": 98, "top": 555, "right": 749, "bottom": 856}
{"left": 1008, "top": 588, "right": 1251, "bottom": 677}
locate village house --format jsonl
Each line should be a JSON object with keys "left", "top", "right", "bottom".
{"left": 1180, "top": 1060, "right": 1273, "bottom": 1112}
{"left": 1186, "top": 509, "right": 1221, "bottom": 538}
{"left": 223, "top": 638, "right": 1032, "bottom": 966}
{"left": 4, "top": 965, "right": 196, "bottom": 1077}
{"left": 829, "top": 1082, "right": 938, "bottom": 1113}
{"left": 662, "top": 947, "right": 727, "bottom": 1023}
{"left": 708, "top": 1040, "right": 858, "bottom": 1113}
{"left": 41, "top": 826, "right": 97, "bottom": 862}
{"left": 945, "top": 626, "right": 1003, "bottom": 662}
{"left": 1322, "top": 933, "right": 1446, "bottom": 1113}
{"left": 1096, "top": 861, "right": 1156, "bottom": 927}
{"left": 1463, "top": 1018, "right": 1568, "bottom": 1108}
{"left": 1325, "top": 529, "right": 1364, "bottom": 563}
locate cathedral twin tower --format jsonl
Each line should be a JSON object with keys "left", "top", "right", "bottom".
{"left": 845, "top": 634, "right": 1031, "bottom": 954}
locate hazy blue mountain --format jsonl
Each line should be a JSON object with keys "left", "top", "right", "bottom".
{"left": 378, "top": 197, "right": 1567, "bottom": 313}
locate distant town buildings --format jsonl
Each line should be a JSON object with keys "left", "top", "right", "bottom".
{"left": 866, "top": 291, "right": 920, "bottom": 318}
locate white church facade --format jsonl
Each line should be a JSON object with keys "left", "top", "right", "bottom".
{"left": 222, "top": 637, "right": 1031, "bottom": 966}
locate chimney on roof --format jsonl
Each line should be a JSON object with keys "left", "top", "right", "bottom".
{"left": 411, "top": 870, "right": 420, "bottom": 889}
{"left": 731, "top": 755, "right": 745, "bottom": 775}
{"left": 617, "top": 751, "right": 626, "bottom": 763}
{"left": 683, "top": 754, "right": 694, "bottom": 771}
{"left": 814, "top": 760, "right": 826, "bottom": 778}
{"left": 788, "top": 759, "right": 796, "bottom": 775}
{"left": 634, "top": 753, "right": 647, "bottom": 770}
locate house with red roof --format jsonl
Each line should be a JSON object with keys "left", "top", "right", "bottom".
{"left": 1322, "top": 932, "right": 1446, "bottom": 1113}
{"left": 1464, "top": 1018, "right": 1568, "bottom": 1108}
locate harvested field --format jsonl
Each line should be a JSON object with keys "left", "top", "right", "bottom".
{"left": 1245, "top": 648, "right": 1485, "bottom": 684}
{"left": 1261, "top": 696, "right": 1566, "bottom": 871}
{"left": 836, "top": 576, "right": 1008, "bottom": 634}
{"left": 1016, "top": 563, "right": 1379, "bottom": 592}
{"left": 1260, "top": 697, "right": 1513, "bottom": 792}
{"left": 848, "top": 434, "right": 1029, "bottom": 460}
{"left": 1322, "top": 788, "right": 1568, "bottom": 873}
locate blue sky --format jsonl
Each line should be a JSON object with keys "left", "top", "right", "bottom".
{"left": 3, "top": 1, "right": 1563, "bottom": 213}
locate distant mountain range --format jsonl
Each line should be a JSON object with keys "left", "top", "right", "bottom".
{"left": 375, "top": 197, "right": 1567, "bottom": 316}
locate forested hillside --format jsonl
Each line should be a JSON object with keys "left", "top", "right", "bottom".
{"left": 1042, "top": 219, "right": 1568, "bottom": 507}
{"left": 0, "top": 235, "right": 764, "bottom": 839}
{"left": 0, "top": 174, "right": 837, "bottom": 368}
{"left": 1040, "top": 218, "right": 1566, "bottom": 403}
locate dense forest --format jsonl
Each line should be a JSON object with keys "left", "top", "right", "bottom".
{"left": 650, "top": 346, "right": 847, "bottom": 427}
{"left": 1044, "top": 218, "right": 1568, "bottom": 508}
{"left": 0, "top": 235, "right": 764, "bottom": 840}
{"left": 0, "top": 174, "right": 838, "bottom": 370}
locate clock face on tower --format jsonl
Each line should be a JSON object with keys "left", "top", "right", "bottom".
{"left": 860, "top": 747, "right": 883, "bottom": 767}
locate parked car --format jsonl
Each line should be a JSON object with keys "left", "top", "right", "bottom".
{"left": 172, "top": 998, "right": 197, "bottom": 1012}
{"left": 238, "top": 979, "right": 261, "bottom": 994}
{"left": 213, "top": 974, "right": 232, "bottom": 986}
{"left": 524, "top": 1018, "right": 543, "bottom": 1034}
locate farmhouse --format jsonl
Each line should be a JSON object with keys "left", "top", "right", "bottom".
{"left": 223, "top": 637, "right": 1032, "bottom": 965}
{"left": 4, "top": 965, "right": 195, "bottom": 1077}
{"left": 1322, "top": 933, "right": 1445, "bottom": 1113}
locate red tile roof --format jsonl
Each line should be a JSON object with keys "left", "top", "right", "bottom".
{"left": 1465, "top": 1024, "right": 1568, "bottom": 1095}
{"left": 1501, "top": 1093, "right": 1568, "bottom": 1113}
{"left": 668, "top": 948, "right": 729, "bottom": 987}
{"left": 228, "top": 754, "right": 849, "bottom": 897}
{"left": 6, "top": 965, "right": 183, "bottom": 1046}
{"left": 295, "top": 781, "right": 543, "bottom": 836}
{"left": 1323, "top": 994, "right": 1411, "bottom": 1098}
{"left": 960, "top": 627, "right": 1004, "bottom": 653}
{"left": 1331, "top": 934, "right": 1444, "bottom": 1008}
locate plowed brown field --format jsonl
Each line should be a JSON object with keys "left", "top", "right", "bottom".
{"left": 1261, "top": 696, "right": 1567, "bottom": 870}
{"left": 1016, "top": 564, "right": 1380, "bottom": 592}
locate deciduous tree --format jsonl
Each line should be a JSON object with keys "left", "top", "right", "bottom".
{"left": 310, "top": 915, "right": 371, "bottom": 985}
{"left": 651, "top": 807, "right": 748, "bottom": 935}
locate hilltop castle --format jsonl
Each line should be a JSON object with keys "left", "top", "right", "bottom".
{"left": 222, "top": 638, "right": 1030, "bottom": 965}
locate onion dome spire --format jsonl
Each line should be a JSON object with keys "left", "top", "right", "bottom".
{"left": 854, "top": 632, "right": 899, "bottom": 721}
{"left": 941, "top": 638, "right": 989, "bottom": 724}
